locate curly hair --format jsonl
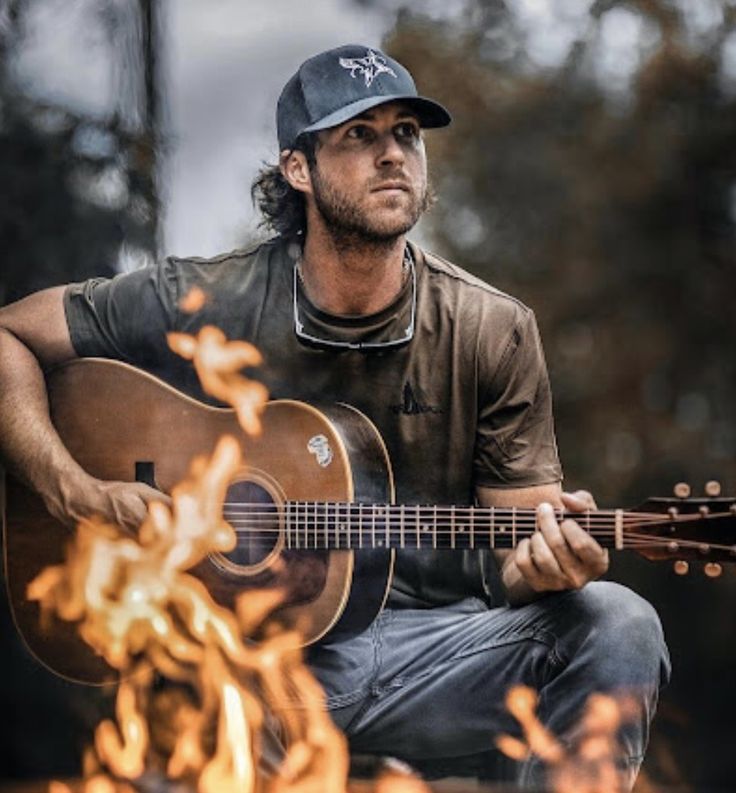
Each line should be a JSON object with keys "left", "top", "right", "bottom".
{"left": 250, "top": 134, "right": 318, "bottom": 239}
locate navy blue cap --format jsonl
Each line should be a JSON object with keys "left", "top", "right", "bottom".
{"left": 277, "top": 44, "right": 452, "bottom": 151}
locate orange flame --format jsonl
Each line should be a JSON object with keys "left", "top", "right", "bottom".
{"left": 30, "top": 327, "right": 364, "bottom": 793}
{"left": 169, "top": 325, "right": 268, "bottom": 436}
{"left": 496, "top": 685, "right": 641, "bottom": 793}
{"left": 179, "top": 285, "right": 208, "bottom": 313}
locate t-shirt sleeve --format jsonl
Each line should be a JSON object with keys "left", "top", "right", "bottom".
{"left": 63, "top": 260, "right": 180, "bottom": 367}
{"left": 474, "top": 306, "right": 562, "bottom": 488}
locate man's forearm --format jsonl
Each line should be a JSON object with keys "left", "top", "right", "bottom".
{"left": 0, "top": 328, "right": 92, "bottom": 517}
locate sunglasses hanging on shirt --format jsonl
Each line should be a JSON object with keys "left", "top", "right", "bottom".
{"left": 292, "top": 247, "right": 417, "bottom": 352}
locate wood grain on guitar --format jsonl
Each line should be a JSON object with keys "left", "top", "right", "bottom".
{"left": 4, "top": 359, "right": 735, "bottom": 684}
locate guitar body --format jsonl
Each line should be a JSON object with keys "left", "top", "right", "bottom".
{"left": 3, "top": 359, "right": 395, "bottom": 684}
{"left": 7, "top": 360, "right": 736, "bottom": 685}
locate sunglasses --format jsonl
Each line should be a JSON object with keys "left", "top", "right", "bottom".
{"left": 292, "top": 251, "right": 416, "bottom": 351}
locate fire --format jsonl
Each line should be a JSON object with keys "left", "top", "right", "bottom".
{"left": 169, "top": 325, "right": 268, "bottom": 437}
{"left": 496, "top": 685, "right": 641, "bottom": 793}
{"left": 29, "top": 325, "right": 357, "bottom": 793}
{"left": 33, "top": 320, "right": 636, "bottom": 793}
{"left": 179, "top": 286, "right": 209, "bottom": 313}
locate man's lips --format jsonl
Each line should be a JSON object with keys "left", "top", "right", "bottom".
{"left": 371, "top": 181, "right": 411, "bottom": 192}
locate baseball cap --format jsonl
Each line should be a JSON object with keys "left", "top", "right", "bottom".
{"left": 277, "top": 44, "right": 452, "bottom": 151}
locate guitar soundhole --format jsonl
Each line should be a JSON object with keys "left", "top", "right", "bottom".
{"left": 219, "top": 480, "right": 282, "bottom": 574}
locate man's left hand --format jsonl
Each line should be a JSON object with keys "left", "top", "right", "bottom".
{"left": 513, "top": 490, "right": 609, "bottom": 594}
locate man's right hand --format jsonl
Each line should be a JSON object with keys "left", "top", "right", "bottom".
{"left": 48, "top": 476, "right": 171, "bottom": 537}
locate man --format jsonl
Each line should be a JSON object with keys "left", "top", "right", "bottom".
{"left": 0, "top": 45, "right": 668, "bottom": 789}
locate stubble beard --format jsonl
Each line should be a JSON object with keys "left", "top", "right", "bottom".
{"left": 310, "top": 165, "right": 433, "bottom": 252}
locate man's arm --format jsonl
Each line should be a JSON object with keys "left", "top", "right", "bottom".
{"left": 0, "top": 287, "right": 164, "bottom": 531}
{"left": 477, "top": 483, "right": 609, "bottom": 607}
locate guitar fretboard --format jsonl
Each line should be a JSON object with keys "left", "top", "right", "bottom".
{"left": 223, "top": 502, "right": 632, "bottom": 551}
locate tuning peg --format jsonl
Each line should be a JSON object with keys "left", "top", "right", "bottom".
{"left": 674, "top": 560, "right": 689, "bottom": 576}
{"left": 674, "top": 482, "right": 691, "bottom": 498}
{"left": 704, "top": 563, "right": 723, "bottom": 578}
{"left": 705, "top": 480, "right": 721, "bottom": 497}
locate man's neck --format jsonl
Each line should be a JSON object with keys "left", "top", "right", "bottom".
{"left": 299, "top": 225, "right": 408, "bottom": 316}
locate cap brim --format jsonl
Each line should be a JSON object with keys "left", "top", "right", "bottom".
{"left": 300, "top": 94, "right": 451, "bottom": 138}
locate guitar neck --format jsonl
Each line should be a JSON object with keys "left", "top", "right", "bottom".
{"left": 269, "top": 503, "right": 630, "bottom": 552}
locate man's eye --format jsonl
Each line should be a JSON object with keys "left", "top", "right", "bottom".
{"left": 346, "top": 125, "right": 371, "bottom": 140}
{"left": 395, "top": 123, "right": 420, "bottom": 142}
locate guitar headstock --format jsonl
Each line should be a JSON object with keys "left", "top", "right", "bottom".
{"left": 629, "top": 481, "right": 736, "bottom": 576}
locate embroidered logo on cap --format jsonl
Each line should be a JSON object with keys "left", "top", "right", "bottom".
{"left": 339, "top": 49, "right": 398, "bottom": 87}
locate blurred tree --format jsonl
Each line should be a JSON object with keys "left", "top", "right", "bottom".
{"left": 0, "top": 0, "right": 164, "bottom": 779}
{"left": 0, "top": 0, "right": 163, "bottom": 304}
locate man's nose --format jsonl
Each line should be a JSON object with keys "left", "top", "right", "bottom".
{"left": 376, "top": 131, "right": 406, "bottom": 167}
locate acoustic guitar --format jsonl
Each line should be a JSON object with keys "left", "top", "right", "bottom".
{"left": 4, "top": 359, "right": 735, "bottom": 684}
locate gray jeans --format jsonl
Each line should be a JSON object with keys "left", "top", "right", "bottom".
{"left": 307, "top": 581, "right": 671, "bottom": 789}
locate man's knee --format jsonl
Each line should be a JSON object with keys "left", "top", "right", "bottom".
{"left": 558, "top": 581, "right": 670, "bottom": 687}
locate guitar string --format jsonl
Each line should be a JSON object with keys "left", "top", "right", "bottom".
{"left": 218, "top": 513, "right": 724, "bottom": 529}
{"left": 221, "top": 501, "right": 734, "bottom": 510}
{"left": 219, "top": 523, "right": 708, "bottom": 539}
{"left": 214, "top": 526, "right": 735, "bottom": 552}
{"left": 219, "top": 516, "right": 693, "bottom": 528}
{"left": 216, "top": 538, "right": 735, "bottom": 553}
{"left": 220, "top": 517, "right": 684, "bottom": 530}
{"left": 217, "top": 512, "right": 731, "bottom": 532}
{"left": 209, "top": 505, "right": 734, "bottom": 551}
{"left": 221, "top": 503, "right": 695, "bottom": 516}
{"left": 219, "top": 503, "right": 722, "bottom": 523}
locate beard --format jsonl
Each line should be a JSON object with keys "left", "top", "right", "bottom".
{"left": 309, "top": 165, "right": 434, "bottom": 249}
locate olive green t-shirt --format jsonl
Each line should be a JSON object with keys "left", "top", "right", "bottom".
{"left": 63, "top": 237, "right": 562, "bottom": 608}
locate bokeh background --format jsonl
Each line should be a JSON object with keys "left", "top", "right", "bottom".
{"left": 1, "top": 1, "right": 734, "bottom": 790}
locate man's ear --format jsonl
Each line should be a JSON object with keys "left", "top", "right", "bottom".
{"left": 280, "top": 149, "right": 312, "bottom": 195}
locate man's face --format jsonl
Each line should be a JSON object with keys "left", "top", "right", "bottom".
{"left": 307, "top": 102, "right": 430, "bottom": 243}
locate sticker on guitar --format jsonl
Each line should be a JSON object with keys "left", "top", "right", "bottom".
{"left": 307, "top": 434, "right": 333, "bottom": 467}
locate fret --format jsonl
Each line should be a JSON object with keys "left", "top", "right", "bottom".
{"left": 335, "top": 503, "right": 340, "bottom": 550}
{"left": 451, "top": 505, "right": 456, "bottom": 549}
{"left": 415, "top": 506, "right": 421, "bottom": 549}
{"left": 385, "top": 506, "right": 389, "bottom": 549}
{"left": 470, "top": 507, "right": 475, "bottom": 550}
{"left": 324, "top": 502, "right": 330, "bottom": 550}
{"left": 586, "top": 509, "right": 591, "bottom": 536}
{"left": 433, "top": 505, "right": 437, "bottom": 549}
{"left": 491, "top": 507, "right": 496, "bottom": 548}
{"left": 400, "top": 504, "right": 405, "bottom": 548}
{"left": 286, "top": 503, "right": 291, "bottom": 550}
{"left": 372, "top": 506, "right": 376, "bottom": 549}
{"left": 347, "top": 503, "right": 351, "bottom": 549}
{"left": 304, "top": 500, "right": 309, "bottom": 549}
{"left": 304, "top": 501, "right": 317, "bottom": 548}
{"left": 300, "top": 501, "right": 304, "bottom": 549}
{"left": 359, "top": 503, "right": 364, "bottom": 549}
{"left": 512, "top": 507, "right": 516, "bottom": 551}
{"left": 295, "top": 502, "right": 300, "bottom": 549}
